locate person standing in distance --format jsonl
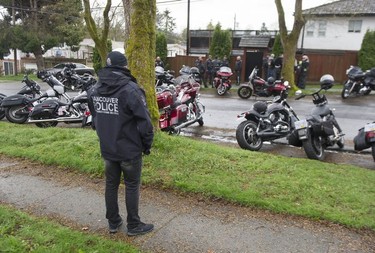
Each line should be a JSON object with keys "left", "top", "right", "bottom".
{"left": 88, "top": 51, "right": 154, "bottom": 236}
{"left": 234, "top": 56, "right": 243, "bottom": 85}
{"left": 155, "top": 56, "right": 164, "bottom": 68}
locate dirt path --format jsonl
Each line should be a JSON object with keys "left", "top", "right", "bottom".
{"left": 0, "top": 154, "right": 374, "bottom": 253}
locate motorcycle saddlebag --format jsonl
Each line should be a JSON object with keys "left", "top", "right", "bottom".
{"left": 353, "top": 128, "right": 371, "bottom": 151}
{"left": 30, "top": 100, "right": 59, "bottom": 119}
{"left": 287, "top": 130, "right": 302, "bottom": 147}
{"left": 1, "top": 94, "right": 30, "bottom": 107}
{"left": 170, "top": 104, "right": 188, "bottom": 125}
{"left": 312, "top": 121, "right": 334, "bottom": 136}
{"left": 157, "top": 90, "right": 174, "bottom": 109}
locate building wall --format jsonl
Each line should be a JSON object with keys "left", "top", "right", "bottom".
{"left": 299, "top": 16, "right": 375, "bottom": 51}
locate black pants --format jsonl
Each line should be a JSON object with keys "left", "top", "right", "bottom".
{"left": 104, "top": 157, "right": 142, "bottom": 229}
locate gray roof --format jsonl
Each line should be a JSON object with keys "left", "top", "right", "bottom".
{"left": 303, "top": 0, "right": 375, "bottom": 16}
{"left": 239, "top": 35, "right": 270, "bottom": 48}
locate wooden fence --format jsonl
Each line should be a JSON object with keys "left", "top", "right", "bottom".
{"left": 167, "top": 50, "right": 359, "bottom": 84}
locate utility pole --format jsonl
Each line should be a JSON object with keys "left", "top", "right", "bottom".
{"left": 12, "top": 0, "right": 18, "bottom": 75}
{"left": 186, "top": 0, "right": 190, "bottom": 55}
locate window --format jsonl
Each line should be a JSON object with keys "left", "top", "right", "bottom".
{"left": 348, "top": 20, "right": 362, "bottom": 33}
{"left": 4, "top": 62, "right": 14, "bottom": 75}
{"left": 318, "top": 21, "right": 327, "bottom": 37}
{"left": 306, "top": 22, "right": 315, "bottom": 37}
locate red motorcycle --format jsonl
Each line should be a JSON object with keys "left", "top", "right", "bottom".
{"left": 237, "top": 67, "right": 289, "bottom": 99}
{"left": 156, "top": 75, "right": 205, "bottom": 135}
{"left": 213, "top": 66, "right": 233, "bottom": 96}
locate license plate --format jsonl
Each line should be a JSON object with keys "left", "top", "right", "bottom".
{"left": 364, "top": 122, "right": 375, "bottom": 132}
{"left": 294, "top": 119, "right": 308, "bottom": 130}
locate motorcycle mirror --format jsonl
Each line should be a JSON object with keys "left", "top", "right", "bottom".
{"left": 295, "top": 90, "right": 303, "bottom": 96}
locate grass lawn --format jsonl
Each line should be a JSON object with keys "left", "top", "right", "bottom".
{"left": 0, "top": 122, "right": 373, "bottom": 231}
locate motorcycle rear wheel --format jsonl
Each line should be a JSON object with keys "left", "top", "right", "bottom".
{"left": 237, "top": 86, "right": 252, "bottom": 99}
{"left": 5, "top": 105, "right": 30, "bottom": 124}
{"left": 302, "top": 129, "right": 325, "bottom": 160}
{"left": 236, "top": 120, "right": 263, "bottom": 151}
{"left": 371, "top": 143, "right": 375, "bottom": 162}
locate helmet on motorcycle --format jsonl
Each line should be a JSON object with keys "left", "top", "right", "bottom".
{"left": 320, "top": 74, "right": 334, "bottom": 90}
{"left": 252, "top": 101, "right": 268, "bottom": 114}
{"left": 155, "top": 66, "right": 165, "bottom": 76}
{"left": 267, "top": 77, "right": 275, "bottom": 85}
{"left": 179, "top": 65, "right": 191, "bottom": 75}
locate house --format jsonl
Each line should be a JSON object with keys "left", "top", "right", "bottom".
{"left": 0, "top": 39, "right": 125, "bottom": 75}
{"left": 298, "top": 0, "right": 375, "bottom": 82}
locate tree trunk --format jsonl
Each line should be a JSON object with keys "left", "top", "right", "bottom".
{"left": 122, "top": 0, "right": 133, "bottom": 51}
{"left": 275, "top": 0, "right": 305, "bottom": 90}
{"left": 126, "top": 0, "right": 159, "bottom": 128}
{"left": 83, "top": 0, "right": 111, "bottom": 67}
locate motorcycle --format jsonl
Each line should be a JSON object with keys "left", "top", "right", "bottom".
{"left": 235, "top": 85, "right": 298, "bottom": 151}
{"left": 155, "top": 66, "right": 175, "bottom": 90}
{"left": 27, "top": 72, "right": 96, "bottom": 128}
{"left": 0, "top": 75, "right": 45, "bottom": 123}
{"left": 55, "top": 63, "right": 89, "bottom": 91}
{"left": 213, "top": 66, "right": 233, "bottom": 96}
{"left": 290, "top": 74, "right": 345, "bottom": 160}
{"left": 0, "top": 93, "right": 6, "bottom": 120}
{"left": 177, "top": 65, "right": 202, "bottom": 85}
{"left": 237, "top": 67, "right": 289, "bottom": 99}
{"left": 353, "top": 122, "right": 375, "bottom": 162}
{"left": 156, "top": 74, "right": 205, "bottom": 135}
{"left": 341, "top": 65, "right": 375, "bottom": 99}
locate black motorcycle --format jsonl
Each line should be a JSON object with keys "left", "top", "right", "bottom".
{"left": 353, "top": 122, "right": 375, "bottom": 162}
{"left": 235, "top": 87, "right": 298, "bottom": 151}
{"left": 0, "top": 74, "right": 44, "bottom": 123}
{"left": 0, "top": 93, "right": 6, "bottom": 120}
{"left": 57, "top": 63, "right": 90, "bottom": 91}
{"left": 290, "top": 74, "right": 345, "bottom": 160}
{"left": 28, "top": 72, "right": 96, "bottom": 128}
{"left": 155, "top": 66, "right": 175, "bottom": 91}
{"left": 341, "top": 66, "right": 375, "bottom": 99}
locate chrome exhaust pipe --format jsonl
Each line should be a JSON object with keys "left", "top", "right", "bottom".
{"left": 27, "top": 116, "right": 83, "bottom": 123}
{"left": 173, "top": 114, "right": 203, "bottom": 131}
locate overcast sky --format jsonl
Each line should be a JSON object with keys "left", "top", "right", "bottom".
{"left": 156, "top": 0, "right": 334, "bottom": 32}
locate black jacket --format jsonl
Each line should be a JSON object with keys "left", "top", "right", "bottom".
{"left": 88, "top": 66, "right": 154, "bottom": 161}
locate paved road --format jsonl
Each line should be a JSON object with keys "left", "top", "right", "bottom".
{"left": 1, "top": 82, "right": 374, "bottom": 252}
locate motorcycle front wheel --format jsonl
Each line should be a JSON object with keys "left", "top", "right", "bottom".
{"left": 0, "top": 93, "right": 6, "bottom": 120}
{"left": 371, "top": 143, "right": 375, "bottom": 162}
{"left": 217, "top": 84, "right": 227, "bottom": 96}
{"left": 237, "top": 86, "right": 252, "bottom": 99}
{"left": 5, "top": 105, "right": 30, "bottom": 124}
{"left": 236, "top": 120, "right": 263, "bottom": 151}
{"left": 0, "top": 109, "right": 4, "bottom": 120}
{"left": 341, "top": 81, "right": 352, "bottom": 99}
{"left": 302, "top": 129, "right": 325, "bottom": 160}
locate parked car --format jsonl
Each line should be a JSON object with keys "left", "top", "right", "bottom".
{"left": 44, "top": 63, "right": 95, "bottom": 78}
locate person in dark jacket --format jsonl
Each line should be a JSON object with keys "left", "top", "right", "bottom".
{"left": 88, "top": 50, "right": 154, "bottom": 236}
{"left": 205, "top": 55, "right": 214, "bottom": 88}
{"left": 234, "top": 56, "right": 242, "bottom": 85}
{"left": 297, "top": 54, "right": 310, "bottom": 89}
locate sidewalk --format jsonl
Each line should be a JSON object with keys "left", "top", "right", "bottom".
{"left": 0, "top": 156, "right": 374, "bottom": 253}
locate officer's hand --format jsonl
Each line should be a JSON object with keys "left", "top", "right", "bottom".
{"left": 143, "top": 149, "right": 151, "bottom": 155}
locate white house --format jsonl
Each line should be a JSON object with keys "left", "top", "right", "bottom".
{"left": 299, "top": 0, "right": 375, "bottom": 51}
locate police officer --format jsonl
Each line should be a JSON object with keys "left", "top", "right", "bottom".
{"left": 88, "top": 51, "right": 154, "bottom": 236}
